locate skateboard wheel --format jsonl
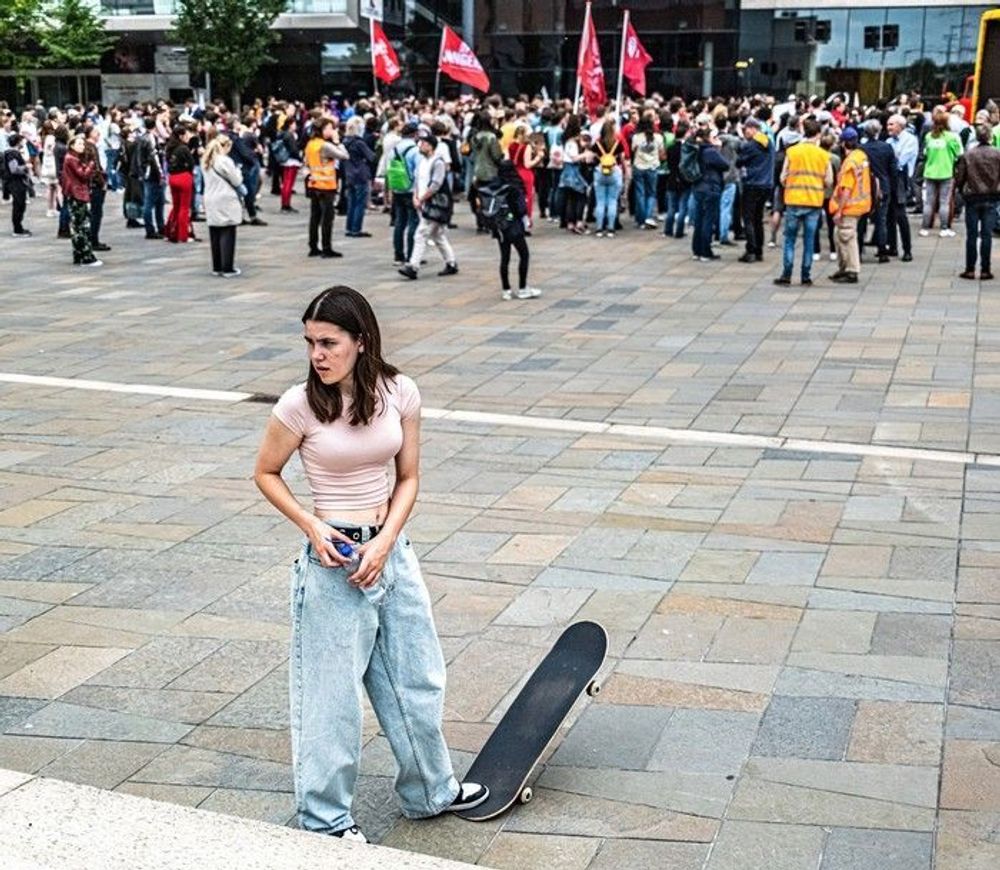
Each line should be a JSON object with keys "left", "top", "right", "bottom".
{"left": 586, "top": 680, "right": 601, "bottom": 697}
{"left": 519, "top": 787, "right": 533, "bottom": 804}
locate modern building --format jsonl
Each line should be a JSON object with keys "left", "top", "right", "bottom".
{"left": 0, "top": 0, "right": 987, "bottom": 108}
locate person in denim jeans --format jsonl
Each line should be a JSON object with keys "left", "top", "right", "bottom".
{"left": 662, "top": 122, "right": 691, "bottom": 237}
{"left": 690, "top": 128, "right": 730, "bottom": 261}
{"left": 593, "top": 121, "right": 623, "bottom": 237}
{"left": 343, "top": 116, "right": 376, "bottom": 237}
{"left": 774, "top": 118, "right": 833, "bottom": 286}
{"left": 255, "top": 287, "right": 488, "bottom": 844}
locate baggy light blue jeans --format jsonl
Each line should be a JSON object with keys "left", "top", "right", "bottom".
{"left": 289, "top": 522, "right": 459, "bottom": 833}
{"left": 594, "top": 166, "right": 623, "bottom": 231}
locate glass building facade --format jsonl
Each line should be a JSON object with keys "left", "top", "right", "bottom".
{"left": 739, "top": 3, "right": 992, "bottom": 103}
{"left": 0, "top": 1, "right": 987, "bottom": 106}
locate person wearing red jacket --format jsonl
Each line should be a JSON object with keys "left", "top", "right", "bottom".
{"left": 61, "top": 135, "right": 102, "bottom": 267}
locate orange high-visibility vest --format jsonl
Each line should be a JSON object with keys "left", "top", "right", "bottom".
{"left": 783, "top": 141, "right": 829, "bottom": 208}
{"left": 304, "top": 137, "right": 337, "bottom": 191}
{"left": 829, "top": 148, "right": 872, "bottom": 217}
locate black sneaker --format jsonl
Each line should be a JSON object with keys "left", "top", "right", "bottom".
{"left": 321, "top": 249, "right": 343, "bottom": 259}
{"left": 398, "top": 264, "right": 418, "bottom": 280}
{"left": 330, "top": 825, "right": 368, "bottom": 843}
{"left": 308, "top": 249, "right": 321, "bottom": 257}
{"left": 438, "top": 262, "right": 459, "bottom": 276}
{"left": 773, "top": 275, "right": 791, "bottom": 286}
{"left": 448, "top": 782, "right": 489, "bottom": 813}
{"left": 249, "top": 217, "right": 268, "bottom": 226}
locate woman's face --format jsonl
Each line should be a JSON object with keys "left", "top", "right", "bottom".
{"left": 304, "top": 320, "right": 362, "bottom": 388}
{"left": 70, "top": 138, "right": 85, "bottom": 154}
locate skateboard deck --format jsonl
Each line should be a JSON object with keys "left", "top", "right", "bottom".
{"left": 456, "top": 620, "right": 608, "bottom": 821}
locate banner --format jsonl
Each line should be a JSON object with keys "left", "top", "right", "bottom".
{"left": 371, "top": 21, "right": 401, "bottom": 84}
{"left": 438, "top": 25, "right": 490, "bottom": 93}
{"left": 577, "top": 3, "right": 606, "bottom": 118}
{"left": 622, "top": 16, "right": 653, "bottom": 96}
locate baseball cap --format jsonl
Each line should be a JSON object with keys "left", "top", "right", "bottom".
{"left": 839, "top": 127, "right": 858, "bottom": 142}
{"left": 418, "top": 132, "right": 438, "bottom": 148}
{"left": 401, "top": 120, "right": 419, "bottom": 135}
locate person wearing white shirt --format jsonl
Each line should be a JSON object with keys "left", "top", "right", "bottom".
{"left": 398, "top": 133, "right": 458, "bottom": 280}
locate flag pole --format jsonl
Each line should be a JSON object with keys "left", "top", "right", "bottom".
{"left": 616, "top": 9, "right": 628, "bottom": 122}
{"left": 434, "top": 28, "right": 446, "bottom": 103}
{"left": 370, "top": 18, "right": 378, "bottom": 99}
{"left": 574, "top": 1, "right": 592, "bottom": 114}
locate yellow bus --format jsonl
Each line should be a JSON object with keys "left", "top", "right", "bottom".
{"left": 969, "top": 9, "right": 1000, "bottom": 116}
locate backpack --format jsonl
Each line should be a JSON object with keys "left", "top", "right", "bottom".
{"left": 269, "top": 136, "right": 290, "bottom": 166}
{"left": 478, "top": 181, "right": 512, "bottom": 230}
{"left": 678, "top": 139, "right": 703, "bottom": 184}
{"left": 597, "top": 141, "right": 618, "bottom": 176}
{"left": 386, "top": 143, "right": 415, "bottom": 192}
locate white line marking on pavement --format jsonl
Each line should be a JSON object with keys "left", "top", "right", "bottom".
{"left": 0, "top": 373, "right": 251, "bottom": 403}
{"left": 0, "top": 372, "right": 993, "bottom": 466}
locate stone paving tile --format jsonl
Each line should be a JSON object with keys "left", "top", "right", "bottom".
{"left": 753, "top": 696, "right": 856, "bottom": 760}
{"left": 940, "top": 740, "right": 1000, "bottom": 810}
{"left": 747, "top": 551, "right": 824, "bottom": 586}
{"left": 792, "top": 610, "right": 875, "bottom": 654}
{"left": 820, "top": 828, "right": 932, "bottom": 870}
{"left": 588, "top": 839, "right": 709, "bottom": 870}
{"left": 647, "top": 709, "right": 760, "bottom": 775}
{"left": 0, "top": 734, "right": 81, "bottom": 773}
{"left": 478, "top": 832, "right": 601, "bottom": 870}
{"left": 549, "top": 704, "right": 673, "bottom": 770}
{"left": 130, "top": 744, "right": 293, "bottom": 792}
{"left": 706, "top": 820, "right": 825, "bottom": 870}
{"left": 493, "top": 588, "right": 591, "bottom": 628}
{"left": 847, "top": 701, "right": 944, "bottom": 766}
{"left": 38, "top": 739, "right": 167, "bottom": 790}
{"left": 0, "top": 645, "right": 132, "bottom": 699}
{"left": 935, "top": 809, "right": 1000, "bottom": 870}
{"left": 197, "top": 787, "right": 296, "bottom": 826}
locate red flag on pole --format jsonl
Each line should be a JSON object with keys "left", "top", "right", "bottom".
{"left": 438, "top": 25, "right": 490, "bottom": 93}
{"left": 622, "top": 16, "right": 653, "bottom": 96}
{"left": 371, "top": 21, "right": 401, "bottom": 84}
{"left": 577, "top": 4, "right": 606, "bottom": 118}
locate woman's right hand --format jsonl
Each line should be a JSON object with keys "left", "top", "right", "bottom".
{"left": 304, "top": 516, "right": 356, "bottom": 568}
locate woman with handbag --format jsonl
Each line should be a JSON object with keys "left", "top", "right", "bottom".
{"left": 202, "top": 135, "right": 246, "bottom": 277}
{"left": 398, "top": 133, "right": 458, "bottom": 281}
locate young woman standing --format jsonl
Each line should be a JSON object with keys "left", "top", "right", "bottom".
{"left": 254, "top": 286, "right": 488, "bottom": 843}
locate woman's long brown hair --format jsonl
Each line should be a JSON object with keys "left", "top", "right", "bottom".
{"left": 302, "top": 286, "right": 399, "bottom": 426}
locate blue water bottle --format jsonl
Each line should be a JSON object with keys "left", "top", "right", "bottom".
{"left": 334, "top": 542, "right": 384, "bottom": 605}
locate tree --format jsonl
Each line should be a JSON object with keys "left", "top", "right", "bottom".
{"left": 171, "top": 0, "right": 288, "bottom": 109}
{"left": 37, "top": 0, "right": 117, "bottom": 102}
{"left": 0, "top": 0, "right": 44, "bottom": 91}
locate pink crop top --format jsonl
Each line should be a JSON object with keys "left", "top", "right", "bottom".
{"left": 272, "top": 375, "right": 421, "bottom": 512}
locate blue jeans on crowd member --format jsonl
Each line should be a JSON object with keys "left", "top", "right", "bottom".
{"left": 692, "top": 190, "right": 719, "bottom": 259}
{"left": 718, "top": 181, "right": 737, "bottom": 242}
{"left": 242, "top": 164, "right": 261, "bottom": 218}
{"left": 632, "top": 168, "right": 658, "bottom": 226}
{"left": 392, "top": 194, "right": 419, "bottom": 262}
{"left": 345, "top": 182, "right": 370, "bottom": 235}
{"left": 105, "top": 148, "right": 121, "bottom": 191}
{"left": 594, "top": 167, "right": 622, "bottom": 231}
{"left": 664, "top": 188, "right": 691, "bottom": 237}
{"left": 143, "top": 179, "right": 165, "bottom": 235}
{"left": 193, "top": 164, "right": 205, "bottom": 216}
{"left": 781, "top": 205, "right": 821, "bottom": 281}
{"left": 965, "top": 202, "right": 997, "bottom": 275}
{"left": 290, "top": 524, "right": 460, "bottom": 834}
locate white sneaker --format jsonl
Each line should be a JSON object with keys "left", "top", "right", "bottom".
{"left": 607, "top": 231, "right": 615, "bottom": 238}
{"left": 84, "top": 259, "right": 103, "bottom": 267}
{"left": 221, "top": 268, "right": 242, "bottom": 278}
{"left": 501, "top": 289, "right": 513, "bottom": 301}
{"left": 595, "top": 230, "right": 604, "bottom": 238}
{"left": 918, "top": 228, "right": 930, "bottom": 237}
{"left": 45, "top": 209, "right": 57, "bottom": 218}
{"left": 514, "top": 287, "right": 541, "bottom": 299}
{"left": 644, "top": 218, "right": 658, "bottom": 228}
{"left": 767, "top": 240, "right": 777, "bottom": 248}
{"left": 331, "top": 825, "right": 368, "bottom": 843}
{"left": 812, "top": 253, "right": 820, "bottom": 261}
{"left": 829, "top": 252, "right": 837, "bottom": 261}
{"left": 940, "top": 228, "right": 956, "bottom": 238}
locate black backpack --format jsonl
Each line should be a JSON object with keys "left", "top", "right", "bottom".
{"left": 478, "top": 182, "right": 512, "bottom": 230}
{"left": 678, "top": 139, "right": 702, "bottom": 184}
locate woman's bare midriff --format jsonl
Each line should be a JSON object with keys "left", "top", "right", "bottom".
{"left": 317, "top": 501, "right": 390, "bottom": 526}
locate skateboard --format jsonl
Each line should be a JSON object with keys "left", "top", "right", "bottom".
{"left": 456, "top": 620, "right": 608, "bottom": 821}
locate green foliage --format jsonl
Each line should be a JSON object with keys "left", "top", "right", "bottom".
{"left": 171, "top": 0, "right": 289, "bottom": 100}
{"left": 0, "top": 0, "right": 43, "bottom": 75}
{"left": 37, "top": 0, "right": 116, "bottom": 68}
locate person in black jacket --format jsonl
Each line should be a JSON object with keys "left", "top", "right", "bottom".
{"left": 342, "top": 116, "right": 376, "bottom": 237}
{"left": 164, "top": 125, "right": 198, "bottom": 243}
{"left": 737, "top": 117, "right": 774, "bottom": 262}
{"left": 859, "top": 118, "right": 898, "bottom": 262}
{"left": 2, "top": 134, "right": 32, "bottom": 237}
{"left": 482, "top": 160, "right": 541, "bottom": 301}
{"left": 690, "top": 128, "right": 731, "bottom": 261}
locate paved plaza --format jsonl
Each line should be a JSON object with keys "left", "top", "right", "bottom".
{"left": 1, "top": 197, "right": 999, "bottom": 869}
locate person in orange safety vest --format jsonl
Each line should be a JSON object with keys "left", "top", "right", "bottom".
{"left": 829, "top": 127, "right": 873, "bottom": 284}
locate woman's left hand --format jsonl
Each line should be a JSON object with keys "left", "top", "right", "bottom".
{"left": 351, "top": 534, "right": 395, "bottom": 589}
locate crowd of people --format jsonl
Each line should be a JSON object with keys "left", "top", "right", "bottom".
{"left": 3, "top": 87, "right": 1000, "bottom": 289}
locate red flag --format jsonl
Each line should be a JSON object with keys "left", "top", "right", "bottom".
{"left": 438, "top": 25, "right": 490, "bottom": 93}
{"left": 371, "top": 21, "right": 401, "bottom": 84}
{"left": 577, "top": 8, "right": 606, "bottom": 118}
{"left": 622, "top": 18, "right": 653, "bottom": 97}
